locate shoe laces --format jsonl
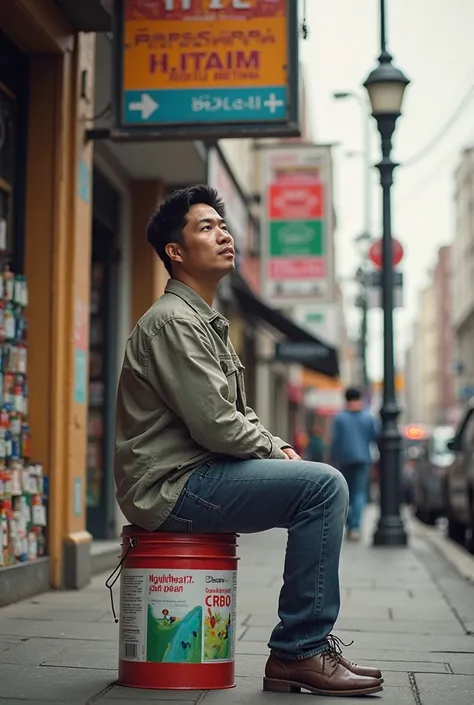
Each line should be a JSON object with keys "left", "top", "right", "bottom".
{"left": 325, "top": 634, "right": 355, "bottom": 671}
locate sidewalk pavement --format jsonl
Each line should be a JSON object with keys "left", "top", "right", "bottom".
{"left": 0, "top": 507, "right": 473, "bottom": 705}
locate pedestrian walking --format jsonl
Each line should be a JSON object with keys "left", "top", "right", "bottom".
{"left": 330, "top": 387, "right": 380, "bottom": 541}
{"left": 114, "top": 186, "right": 383, "bottom": 697}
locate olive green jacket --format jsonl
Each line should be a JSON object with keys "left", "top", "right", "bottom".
{"left": 114, "top": 279, "right": 289, "bottom": 531}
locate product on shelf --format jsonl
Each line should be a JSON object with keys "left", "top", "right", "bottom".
{"left": 0, "top": 265, "right": 47, "bottom": 567}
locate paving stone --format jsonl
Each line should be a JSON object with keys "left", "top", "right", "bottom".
{"left": 0, "top": 701, "right": 86, "bottom": 705}
{"left": 0, "top": 663, "right": 115, "bottom": 700}
{"left": 331, "top": 630, "right": 474, "bottom": 653}
{"left": 338, "top": 648, "right": 469, "bottom": 664}
{"left": 0, "top": 617, "right": 119, "bottom": 641}
{"left": 390, "top": 607, "right": 456, "bottom": 622}
{"left": 100, "top": 685, "right": 204, "bottom": 701}
{"left": 0, "top": 605, "right": 109, "bottom": 622}
{"left": 343, "top": 593, "right": 447, "bottom": 608}
{"left": 44, "top": 642, "right": 117, "bottom": 670}
{"left": 102, "top": 701, "right": 200, "bottom": 705}
{"left": 447, "top": 659, "right": 474, "bottom": 675}
{"left": 0, "top": 637, "right": 117, "bottom": 665}
{"left": 241, "top": 607, "right": 391, "bottom": 627}
{"left": 235, "top": 641, "right": 269, "bottom": 656}
{"left": 375, "top": 661, "right": 450, "bottom": 674}
{"left": 333, "top": 618, "right": 464, "bottom": 636}
{"left": 415, "top": 673, "right": 474, "bottom": 705}
{"left": 0, "top": 637, "right": 24, "bottom": 653}
{"left": 25, "top": 592, "right": 111, "bottom": 608}
{"left": 0, "top": 637, "right": 66, "bottom": 665}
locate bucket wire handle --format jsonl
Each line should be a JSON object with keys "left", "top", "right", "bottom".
{"left": 105, "top": 537, "right": 138, "bottom": 623}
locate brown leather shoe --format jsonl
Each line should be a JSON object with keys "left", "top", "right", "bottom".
{"left": 264, "top": 652, "right": 383, "bottom": 696}
{"left": 327, "top": 634, "right": 383, "bottom": 679}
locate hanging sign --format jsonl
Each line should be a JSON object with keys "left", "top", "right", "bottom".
{"left": 113, "top": 0, "right": 299, "bottom": 139}
{"left": 260, "top": 144, "right": 335, "bottom": 305}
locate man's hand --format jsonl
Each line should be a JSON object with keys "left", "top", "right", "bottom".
{"left": 282, "top": 446, "right": 302, "bottom": 461}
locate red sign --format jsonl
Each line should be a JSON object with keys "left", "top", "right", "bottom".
{"left": 369, "top": 238, "right": 404, "bottom": 269}
{"left": 269, "top": 183, "right": 323, "bottom": 219}
{"left": 269, "top": 258, "right": 326, "bottom": 279}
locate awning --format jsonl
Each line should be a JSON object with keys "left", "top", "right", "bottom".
{"left": 231, "top": 273, "right": 340, "bottom": 379}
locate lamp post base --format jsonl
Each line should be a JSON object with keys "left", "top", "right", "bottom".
{"left": 373, "top": 515, "right": 408, "bottom": 546}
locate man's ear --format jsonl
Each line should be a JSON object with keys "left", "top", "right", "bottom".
{"left": 165, "top": 242, "right": 184, "bottom": 266}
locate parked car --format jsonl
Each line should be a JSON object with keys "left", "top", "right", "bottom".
{"left": 402, "top": 424, "right": 431, "bottom": 505}
{"left": 444, "top": 401, "right": 474, "bottom": 552}
{"left": 413, "top": 425, "right": 455, "bottom": 524}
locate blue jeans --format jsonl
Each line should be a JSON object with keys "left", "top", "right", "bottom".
{"left": 340, "top": 463, "right": 370, "bottom": 531}
{"left": 159, "top": 456, "right": 349, "bottom": 660}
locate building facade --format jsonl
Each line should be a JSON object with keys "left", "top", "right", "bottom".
{"left": 404, "top": 246, "right": 456, "bottom": 427}
{"left": 453, "top": 148, "right": 474, "bottom": 405}
{"left": 433, "top": 246, "right": 456, "bottom": 424}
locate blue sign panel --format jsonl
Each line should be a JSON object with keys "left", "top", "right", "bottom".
{"left": 123, "top": 87, "right": 287, "bottom": 126}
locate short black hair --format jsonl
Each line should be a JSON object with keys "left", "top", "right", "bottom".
{"left": 345, "top": 386, "right": 362, "bottom": 402}
{"left": 146, "top": 185, "right": 226, "bottom": 276}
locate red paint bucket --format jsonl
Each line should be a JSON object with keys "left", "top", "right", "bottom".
{"left": 117, "top": 526, "right": 239, "bottom": 690}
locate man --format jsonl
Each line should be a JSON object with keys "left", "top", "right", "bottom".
{"left": 330, "top": 387, "right": 380, "bottom": 541}
{"left": 115, "top": 186, "right": 383, "bottom": 696}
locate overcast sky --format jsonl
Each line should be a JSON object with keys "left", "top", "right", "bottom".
{"left": 299, "top": 0, "right": 474, "bottom": 379}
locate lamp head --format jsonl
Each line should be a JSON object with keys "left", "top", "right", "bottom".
{"left": 363, "top": 58, "right": 410, "bottom": 118}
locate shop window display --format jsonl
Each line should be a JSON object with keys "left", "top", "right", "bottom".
{"left": 0, "top": 83, "right": 47, "bottom": 566}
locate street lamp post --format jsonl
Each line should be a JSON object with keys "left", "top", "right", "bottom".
{"left": 363, "top": 0, "right": 410, "bottom": 546}
{"left": 333, "top": 91, "right": 372, "bottom": 397}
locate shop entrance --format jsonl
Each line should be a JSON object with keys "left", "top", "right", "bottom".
{"left": 87, "top": 169, "right": 120, "bottom": 539}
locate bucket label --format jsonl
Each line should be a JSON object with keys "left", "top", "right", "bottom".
{"left": 119, "top": 568, "right": 237, "bottom": 664}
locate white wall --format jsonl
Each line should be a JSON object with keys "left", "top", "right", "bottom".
{"left": 219, "top": 139, "right": 254, "bottom": 196}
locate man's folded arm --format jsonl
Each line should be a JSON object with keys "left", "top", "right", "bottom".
{"left": 146, "top": 317, "right": 286, "bottom": 460}
{"left": 244, "top": 405, "right": 292, "bottom": 451}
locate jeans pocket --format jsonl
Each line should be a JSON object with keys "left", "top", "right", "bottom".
{"left": 159, "top": 487, "right": 193, "bottom": 533}
{"left": 180, "top": 474, "right": 227, "bottom": 533}
{"left": 159, "top": 512, "right": 193, "bottom": 533}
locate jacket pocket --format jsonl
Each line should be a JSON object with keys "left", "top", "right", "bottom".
{"left": 219, "top": 356, "right": 238, "bottom": 403}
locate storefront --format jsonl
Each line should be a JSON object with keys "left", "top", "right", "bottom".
{"left": 0, "top": 1, "right": 110, "bottom": 603}
{"left": 0, "top": 29, "right": 48, "bottom": 602}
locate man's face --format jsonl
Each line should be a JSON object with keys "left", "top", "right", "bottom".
{"left": 172, "top": 203, "right": 235, "bottom": 280}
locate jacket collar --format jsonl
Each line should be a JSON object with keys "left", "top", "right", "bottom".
{"left": 165, "top": 278, "right": 228, "bottom": 327}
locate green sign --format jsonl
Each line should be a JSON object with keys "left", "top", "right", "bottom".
{"left": 270, "top": 220, "right": 323, "bottom": 257}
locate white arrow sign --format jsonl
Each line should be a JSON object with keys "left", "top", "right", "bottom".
{"left": 129, "top": 93, "right": 159, "bottom": 120}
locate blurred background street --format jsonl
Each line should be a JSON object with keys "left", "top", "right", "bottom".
{"left": 1, "top": 0, "right": 474, "bottom": 700}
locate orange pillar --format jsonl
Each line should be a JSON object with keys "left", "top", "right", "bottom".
{"left": 61, "top": 33, "right": 96, "bottom": 588}
{"left": 131, "top": 180, "right": 169, "bottom": 324}
{"left": 24, "top": 34, "right": 95, "bottom": 589}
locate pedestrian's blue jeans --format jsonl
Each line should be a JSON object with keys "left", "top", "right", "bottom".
{"left": 340, "top": 463, "right": 370, "bottom": 531}
{"left": 159, "top": 456, "right": 349, "bottom": 660}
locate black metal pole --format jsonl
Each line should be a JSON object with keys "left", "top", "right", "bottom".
{"left": 360, "top": 289, "right": 368, "bottom": 395}
{"left": 372, "top": 114, "right": 407, "bottom": 546}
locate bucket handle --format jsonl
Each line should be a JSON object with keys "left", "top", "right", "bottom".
{"left": 105, "top": 537, "right": 138, "bottom": 623}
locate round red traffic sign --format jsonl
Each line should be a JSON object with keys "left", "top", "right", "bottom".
{"left": 368, "top": 238, "right": 404, "bottom": 268}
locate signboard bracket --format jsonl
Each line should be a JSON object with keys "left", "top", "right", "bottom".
{"left": 85, "top": 128, "right": 112, "bottom": 142}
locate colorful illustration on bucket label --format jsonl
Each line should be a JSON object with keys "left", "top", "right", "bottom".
{"left": 119, "top": 569, "right": 237, "bottom": 663}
